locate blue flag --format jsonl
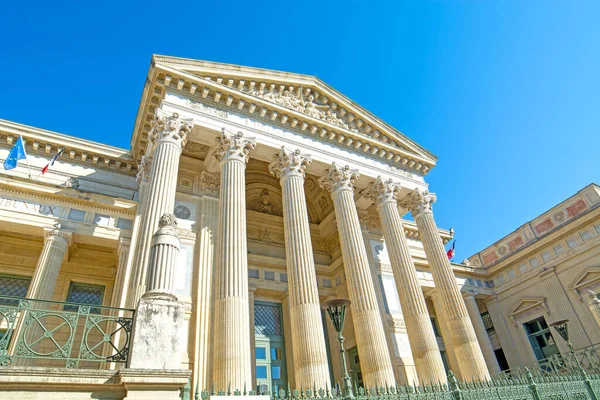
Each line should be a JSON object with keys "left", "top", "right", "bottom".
{"left": 3, "top": 135, "right": 28, "bottom": 170}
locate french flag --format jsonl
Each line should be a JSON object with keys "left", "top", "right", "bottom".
{"left": 41, "top": 148, "right": 65, "bottom": 175}
{"left": 446, "top": 240, "right": 456, "bottom": 260}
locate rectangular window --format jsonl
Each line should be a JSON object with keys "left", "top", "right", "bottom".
{"left": 430, "top": 317, "right": 440, "bottom": 337}
{"left": 256, "top": 365, "right": 267, "bottom": 379}
{"left": 476, "top": 279, "right": 483, "bottom": 287}
{"left": 64, "top": 282, "right": 105, "bottom": 314}
{"left": 484, "top": 280, "right": 494, "bottom": 288}
{"left": 249, "top": 269, "right": 259, "bottom": 279}
{"left": 518, "top": 264, "right": 528, "bottom": 274}
{"left": 541, "top": 251, "right": 552, "bottom": 262}
{"left": 322, "top": 279, "right": 332, "bottom": 288}
{"left": 0, "top": 275, "right": 31, "bottom": 305}
{"left": 116, "top": 218, "right": 133, "bottom": 230}
{"left": 580, "top": 230, "right": 592, "bottom": 241}
{"left": 524, "top": 316, "right": 559, "bottom": 361}
{"left": 67, "top": 209, "right": 86, "bottom": 222}
{"left": 507, "top": 269, "right": 516, "bottom": 279}
{"left": 335, "top": 275, "right": 342, "bottom": 286}
{"left": 553, "top": 244, "right": 565, "bottom": 255}
{"left": 279, "top": 273, "right": 288, "bottom": 282}
{"left": 481, "top": 311, "right": 495, "bottom": 331}
{"left": 256, "top": 347, "right": 267, "bottom": 360}
{"left": 496, "top": 274, "right": 505, "bottom": 285}
{"left": 271, "top": 365, "right": 281, "bottom": 379}
{"left": 93, "top": 214, "right": 111, "bottom": 227}
{"left": 567, "top": 236, "right": 579, "bottom": 248}
{"left": 529, "top": 258, "right": 540, "bottom": 268}
{"left": 595, "top": 223, "right": 600, "bottom": 235}
{"left": 467, "top": 278, "right": 475, "bottom": 286}
{"left": 264, "top": 271, "right": 275, "bottom": 281}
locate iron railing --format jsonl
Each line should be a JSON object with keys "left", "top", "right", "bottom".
{"left": 0, "top": 295, "right": 134, "bottom": 368}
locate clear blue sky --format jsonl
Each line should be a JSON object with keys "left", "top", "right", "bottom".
{"left": 1, "top": 1, "right": 598, "bottom": 260}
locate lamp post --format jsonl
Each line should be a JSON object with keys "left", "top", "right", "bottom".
{"left": 323, "top": 299, "right": 354, "bottom": 400}
{"left": 550, "top": 319, "right": 599, "bottom": 400}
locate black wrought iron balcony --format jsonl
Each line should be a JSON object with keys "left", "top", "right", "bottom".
{"left": 0, "top": 295, "right": 134, "bottom": 368}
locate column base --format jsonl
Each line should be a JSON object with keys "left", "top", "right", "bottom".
{"left": 129, "top": 291, "right": 185, "bottom": 370}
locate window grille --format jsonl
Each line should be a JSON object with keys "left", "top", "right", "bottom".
{"left": 254, "top": 303, "right": 282, "bottom": 336}
{"left": 481, "top": 311, "right": 495, "bottom": 331}
{"left": 0, "top": 275, "right": 31, "bottom": 305}
{"left": 64, "top": 283, "right": 105, "bottom": 314}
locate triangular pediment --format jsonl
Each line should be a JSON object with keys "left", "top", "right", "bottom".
{"left": 570, "top": 267, "right": 600, "bottom": 292}
{"left": 510, "top": 297, "right": 547, "bottom": 318}
{"left": 145, "top": 55, "right": 436, "bottom": 175}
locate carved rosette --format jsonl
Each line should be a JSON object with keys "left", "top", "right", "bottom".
{"left": 158, "top": 213, "right": 178, "bottom": 230}
{"left": 399, "top": 189, "right": 437, "bottom": 217}
{"left": 363, "top": 176, "right": 400, "bottom": 206}
{"left": 268, "top": 147, "right": 312, "bottom": 180}
{"left": 199, "top": 171, "right": 220, "bottom": 196}
{"left": 318, "top": 163, "right": 359, "bottom": 194}
{"left": 213, "top": 129, "right": 256, "bottom": 164}
{"left": 148, "top": 110, "right": 193, "bottom": 148}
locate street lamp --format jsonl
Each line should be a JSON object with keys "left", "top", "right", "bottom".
{"left": 323, "top": 299, "right": 354, "bottom": 400}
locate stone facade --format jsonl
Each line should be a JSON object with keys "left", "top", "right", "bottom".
{"left": 0, "top": 55, "right": 598, "bottom": 398}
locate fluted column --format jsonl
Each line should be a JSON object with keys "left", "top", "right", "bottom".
{"left": 212, "top": 130, "right": 256, "bottom": 391}
{"left": 430, "top": 291, "right": 461, "bottom": 379}
{"left": 587, "top": 291, "right": 600, "bottom": 329}
{"left": 463, "top": 294, "right": 501, "bottom": 377}
{"left": 269, "top": 147, "right": 331, "bottom": 389}
{"left": 364, "top": 178, "right": 446, "bottom": 384}
{"left": 400, "top": 189, "right": 489, "bottom": 381}
{"left": 111, "top": 239, "right": 131, "bottom": 309}
{"left": 28, "top": 226, "right": 72, "bottom": 301}
{"left": 319, "top": 163, "right": 396, "bottom": 387}
{"left": 146, "top": 214, "right": 181, "bottom": 293}
{"left": 127, "top": 110, "right": 192, "bottom": 307}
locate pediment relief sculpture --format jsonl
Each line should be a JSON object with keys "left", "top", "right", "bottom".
{"left": 247, "top": 189, "right": 283, "bottom": 217}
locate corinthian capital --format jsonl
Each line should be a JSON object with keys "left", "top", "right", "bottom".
{"left": 149, "top": 110, "right": 193, "bottom": 148}
{"left": 213, "top": 129, "right": 256, "bottom": 164}
{"left": 268, "top": 147, "right": 312, "bottom": 180}
{"left": 363, "top": 176, "right": 399, "bottom": 206}
{"left": 318, "top": 163, "right": 359, "bottom": 194}
{"left": 398, "top": 189, "right": 437, "bottom": 217}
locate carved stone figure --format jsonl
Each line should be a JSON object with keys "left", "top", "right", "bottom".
{"left": 64, "top": 177, "right": 80, "bottom": 189}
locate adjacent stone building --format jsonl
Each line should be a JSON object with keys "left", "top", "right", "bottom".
{"left": 0, "top": 55, "right": 598, "bottom": 398}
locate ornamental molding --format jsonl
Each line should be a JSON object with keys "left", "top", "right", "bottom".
{"left": 0, "top": 121, "right": 137, "bottom": 176}
{"left": 213, "top": 129, "right": 256, "bottom": 164}
{"left": 398, "top": 189, "right": 436, "bottom": 217}
{"left": 268, "top": 147, "right": 312, "bottom": 180}
{"left": 509, "top": 297, "right": 548, "bottom": 325}
{"left": 43, "top": 225, "right": 73, "bottom": 246}
{"left": 149, "top": 110, "right": 193, "bottom": 149}
{"left": 569, "top": 267, "right": 600, "bottom": 301}
{"left": 130, "top": 57, "right": 437, "bottom": 176}
{"left": 318, "top": 163, "right": 359, "bottom": 194}
{"left": 198, "top": 171, "right": 220, "bottom": 196}
{"left": 363, "top": 176, "right": 400, "bottom": 206}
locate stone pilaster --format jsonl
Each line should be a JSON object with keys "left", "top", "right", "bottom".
{"left": 129, "top": 213, "right": 185, "bottom": 370}
{"left": 193, "top": 196, "right": 218, "bottom": 393}
{"left": 364, "top": 178, "right": 446, "bottom": 384}
{"left": 430, "top": 291, "right": 461, "bottom": 379}
{"left": 111, "top": 239, "right": 131, "bottom": 309}
{"left": 28, "top": 226, "right": 72, "bottom": 301}
{"left": 128, "top": 110, "right": 192, "bottom": 307}
{"left": 485, "top": 296, "right": 522, "bottom": 370}
{"left": 539, "top": 267, "right": 591, "bottom": 348}
{"left": 463, "top": 294, "right": 501, "bottom": 377}
{"left": 319, "top": 163, "right": 396, "bottom": 387}
{"left": 212, "top": 129, "right": 256, "bottom": 391}
{"left": 400, "top": 189, "right": 489, "bottom": 381}
{"left": 587, "top": 291, "right": 600, "bottom": 329}
{"left": 269, "top": 147, "right": 331, "bottom": 389}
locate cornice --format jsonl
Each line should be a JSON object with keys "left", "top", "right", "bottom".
{"left": 0, "top": 120, "right": 137, "bottom": 176}
{"left": 131, "top": 59, "right": 436, "bottom": 176}
{"left": 0, "top": 176, "right": 137, "bottom": 216}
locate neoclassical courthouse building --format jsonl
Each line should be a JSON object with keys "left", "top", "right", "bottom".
{"left": 0, "top": 55, "right": 599, "bottom": 398}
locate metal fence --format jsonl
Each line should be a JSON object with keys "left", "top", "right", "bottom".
{"left": 0, "top": 295, "right": 134, "bottom": 368}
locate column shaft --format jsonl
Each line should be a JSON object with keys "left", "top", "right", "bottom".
{"left": 463, "top": 295, "right": 501, "bottom": 376}
{"left": 28, "top": 228, "right": 72, "bottom": 301}
{"left": 401, "top": 190, "right": 489, "bottom": 381}
{"left": 379, "top": 204, "right": 446, "bottom": 383}
{"left": 193, "top": 196, "right": 218, "bottom": 392}
{"left": 212, "top": 130, "right": 255, "bottom": 391}
{"left": 146, "top": 214, "right": 180, "bottom": 293}
{"left": 128, "top": 111, "right": 192, "bottom": 307}
{"left": 430, "top": 292, "right": 461, "bottom": 379}
{"left": 319, "top": 164, "right": 395, "bottom": 387}
{"left": 269, "top": 148, "right": 330, "bottom": 389}
{"left": 485, "top": 298, "right": 522, "bottom": 370}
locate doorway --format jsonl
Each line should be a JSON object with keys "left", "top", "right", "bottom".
{"left": 347, "top": 346, "right": 363, "bottom": 388}
{"left": 254, "top": 302, "right": 287, "bottom": 394}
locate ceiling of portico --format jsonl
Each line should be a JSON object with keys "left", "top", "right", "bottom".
{"left": 131, "top": 55, "right": 437, "bottom": 177}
